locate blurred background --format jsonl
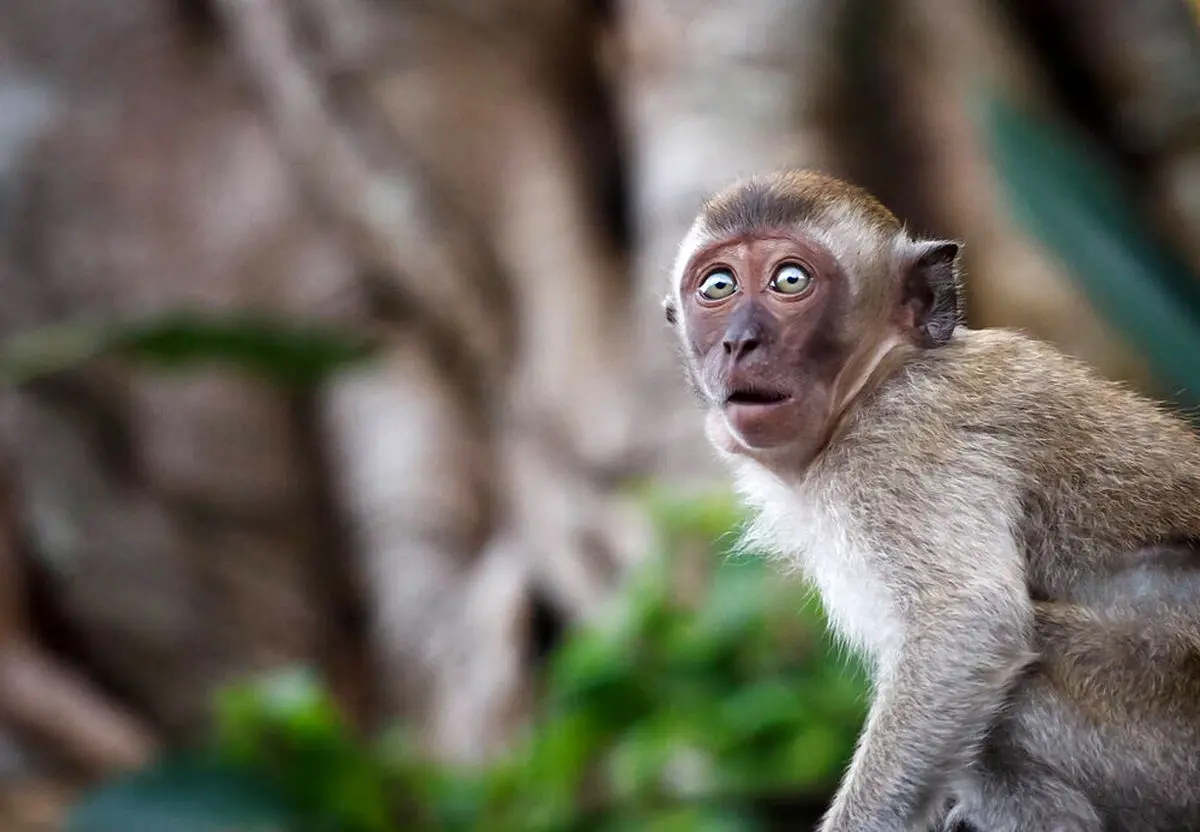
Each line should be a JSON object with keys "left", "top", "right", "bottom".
{"left": 0, "top": 0, "right": 1199, "bottom": 829}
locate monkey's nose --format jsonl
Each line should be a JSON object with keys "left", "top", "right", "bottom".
{"left": 722, "top": 302, "right": 768, "bottom": 362}
{"left": 723, "top": 332, "right": 761, "bottom": 361}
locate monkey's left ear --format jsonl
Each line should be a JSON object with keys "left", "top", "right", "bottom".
{"left": 901, "top": 240, "right": 962, "bottom": 347}
{"left": 663, "top": 296, "right": 678, "bottom": 327}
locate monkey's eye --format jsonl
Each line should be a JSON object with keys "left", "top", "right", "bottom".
{"left": 770, "top": 263, "right": 814, "bottom": 296}
{"left": 697, "top": 269, "right": 738, "bottom": 301}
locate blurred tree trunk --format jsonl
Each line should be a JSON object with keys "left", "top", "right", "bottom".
{"left": 213, "top": 0, "right": 654, "bottom": 761}
{"left": 0, "top": 0, "right": 652, "bottom": 768}
{"left": 0, "top": 0, "right": 361, "bottom": 744}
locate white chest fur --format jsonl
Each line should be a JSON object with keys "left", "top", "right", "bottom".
{"left": 733, "top": 462, "right": 905, "bottom": 665}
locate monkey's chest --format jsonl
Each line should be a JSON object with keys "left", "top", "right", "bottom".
{"left": 763, "top": 496, "right": 904, "bottom": 660}
{"left": 803, "top": 535, "right": 904, "bottom": 661}
{"left": 736, "top": 464, "right": 906, "bottom": 662}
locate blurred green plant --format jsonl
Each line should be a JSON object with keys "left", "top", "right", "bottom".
{"left": 0, "top": 312, "right": 378, "bottom": 390}
{"left": 67, "top": 488, "right": 868, "bottom": 832}
{"left": 980, "top": 92, "right": 1200, "bottom": 413}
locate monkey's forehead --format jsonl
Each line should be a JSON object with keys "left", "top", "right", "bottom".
{"left": 699, "top": 169, "right": 902, "bottom": 240}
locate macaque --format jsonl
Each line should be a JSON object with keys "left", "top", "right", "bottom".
{"left": 664, "top": 170, "right": 1200, "bottom": 832}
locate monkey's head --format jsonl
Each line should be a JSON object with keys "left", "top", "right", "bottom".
{"left": 665, "top": 169, "right": 962, "bottom": 468}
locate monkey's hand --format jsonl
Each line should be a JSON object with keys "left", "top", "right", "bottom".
{"left": 819, "top": 587, "right": 1034, "bottom": 832}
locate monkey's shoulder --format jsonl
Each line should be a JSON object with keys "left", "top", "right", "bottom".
{"left": 878, "top": 328, "right": 1198, "bottom": 454}
{"left": 858, "top": 327, "right": 1200, "bottom": 545}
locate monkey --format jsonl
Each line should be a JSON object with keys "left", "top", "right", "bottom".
{"left": 662, "top": 169, "right": 1200, "bottom": 832}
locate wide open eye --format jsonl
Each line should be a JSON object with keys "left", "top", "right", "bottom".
{"left": 697, "top": 269, "right": 738, "bottom": 301}
{"left": 770, "top": 263, "right": 814, "bottom": 296}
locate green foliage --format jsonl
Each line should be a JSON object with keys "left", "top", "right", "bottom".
{"left": 68, "top": 488, "right": 867, "bottom": 831}
{"left": 980, "top": 92, "right": 1200, "bottom": 412}
{"left": 0, "top": 312, "right": 377, "bottom": 389}
{"left": 215, "top": 668, "right": 396, "bottom": 832}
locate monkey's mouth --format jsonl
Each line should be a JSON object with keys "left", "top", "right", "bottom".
{"left": 724, "top": 387, "right": 792, "bottom": 407}
{"left": 720, "top": 384, "right": 796, "bottom": 447}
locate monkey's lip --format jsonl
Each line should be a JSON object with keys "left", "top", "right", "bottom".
{"left": 722, "top": 387, "right": 793, "bottom": 408}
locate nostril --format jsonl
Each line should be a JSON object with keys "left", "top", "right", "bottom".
{"left": 723, "top": 336, "right": 761, "bottom": 359}
{"left": 721, "top": 304, "right": 767, "bottom": 360}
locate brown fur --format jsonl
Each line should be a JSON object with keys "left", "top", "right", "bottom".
{"left": 702, "top": 169, "right": 904, "bottom": 239}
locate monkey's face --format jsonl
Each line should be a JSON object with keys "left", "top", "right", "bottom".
{"left": 665, "top": 170, "right": 963, "bottom": 470}
{"left": 674, "top": 229, "right": 852, "bottom": 461}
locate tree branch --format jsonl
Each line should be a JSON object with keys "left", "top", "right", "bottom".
{"left": 0, "top": 481, "right": 157, "bottom": 774}
{"left": 212, "top": 0, "right": 513, "bottom": 382}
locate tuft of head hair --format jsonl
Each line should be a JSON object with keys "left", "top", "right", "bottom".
{"left": 700, "top": 169, "right": 903, "bottom": 239}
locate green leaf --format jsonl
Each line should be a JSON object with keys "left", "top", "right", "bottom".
{"left": 547, "top": 627, "right": 654, "bottom": 728}
{"left": 714, "top": 681, "right": 806, "bottom": 748}
{"left": 68, "top": 754, "right": 296, "bottom": 832}
{"left": 979, "top": 92, "right": 1200, "bottom": 411}
{"left": 214, "top": 667, "right": 394, "bottom": 832}
{"left": 604, "top": 721, "right": 679, "bottom": 802}
{"left": 0, "top": 312, "right": 376, "bottom": 389}
{"left": 115, "top": 312, "right": 376, "bottom": 387}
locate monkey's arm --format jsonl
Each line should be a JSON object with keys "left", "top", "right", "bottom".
{"left": 822, "top": 545, "right": 1034, "bottom": 832}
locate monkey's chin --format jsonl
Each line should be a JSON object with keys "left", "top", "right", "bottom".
{"left": 706, "top": 404, "right": 802, "bottom": 457}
